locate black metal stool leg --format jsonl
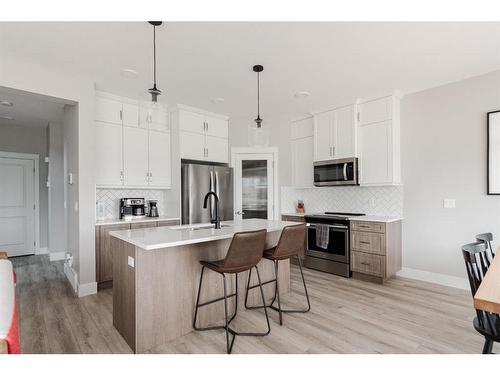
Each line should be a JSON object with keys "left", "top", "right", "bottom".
{"left": 192, "top": 266, "right": 205, "bottom": 330}
{"left": 222, "top": 273, "right": 236, "bottom": 354}
{"left": 297, "top": 256, "right": 311, "bottom": 312}
{"left": 244, "top": 267, "right": 253, "bottom": 309}
{"left": 273, "top": 260, "right": 283, "bottom": 325}
{"left": 254, "top": 265, "right": 271, "bottom": 335}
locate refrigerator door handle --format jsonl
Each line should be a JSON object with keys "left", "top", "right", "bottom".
{"left": 209, "top": 170, "right": 215, "bottom": 221}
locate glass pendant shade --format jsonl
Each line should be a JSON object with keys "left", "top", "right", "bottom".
{"left": 248, "top": 122, "right": 269, "bottom": 147}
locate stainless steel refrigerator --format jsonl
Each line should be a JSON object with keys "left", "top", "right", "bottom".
{"left": 181, "top": 162, "right": 234, "bottom": 225}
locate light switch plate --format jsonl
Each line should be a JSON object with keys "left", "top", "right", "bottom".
{"left": 443, "top": 199, "right": 456, "bottom": 209}
{"left": 128, "top": 256, "right": 135, "bottom": 268}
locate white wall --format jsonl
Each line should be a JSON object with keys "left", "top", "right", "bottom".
{"left": 401, "top": 70, "right": 500, "bottom": 279}
{"left": 0, "top": 56, "right": 96, "bottom": 294}
{"left": 48, "top": 122, "right": 65, "bottom": 255}
{"left": 0, "top": 123, "right": 49, "bottom": 250}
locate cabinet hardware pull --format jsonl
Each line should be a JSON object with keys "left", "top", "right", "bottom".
{"left": 120, "top": 171, "right": 124, "bottom": 181}
{"left": 120, "top": 110, "right": 123, "bottom": 121}
{"left": 360, "top": 262, "right": 369, "bottom": 266}
{"left": 359, "top": 241, "right": 371, "bottom": 245}
{"left": 357, "top": 112, "right": 360, "bottom": 122}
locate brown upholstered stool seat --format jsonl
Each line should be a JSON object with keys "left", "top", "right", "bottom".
{"left": 245, "top": 223, "right": 311, "bottom": 326}
{"left": 199, "top": 259, "right": 257, "bottom": 274}
{"left": 193, "top": 229, "right": 271, "bottom": 354}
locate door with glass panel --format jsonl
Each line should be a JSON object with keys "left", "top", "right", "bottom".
{"left": 233, "top": 153, "right": 274, "bottom": 221}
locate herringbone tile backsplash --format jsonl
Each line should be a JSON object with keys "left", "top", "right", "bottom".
{"left": 281, "top": 185, "right": 403, "bottom": 217}
{"left": 96, "top": 188, "right": 166, "bottom": 219}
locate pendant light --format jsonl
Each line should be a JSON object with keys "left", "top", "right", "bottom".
{"left": 248, "top": 64, "right": 269, "bottom": 147}
{"left": 141, "top": 21, "right": 166, "bottom": 125}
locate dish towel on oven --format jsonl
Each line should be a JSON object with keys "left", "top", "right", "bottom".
{"left": 315, "top": 224, "right": 330, "bottom": 249}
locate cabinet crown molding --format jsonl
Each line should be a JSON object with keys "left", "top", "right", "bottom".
{"left": 175, "top": 104, "right": 229, "bottom": 121}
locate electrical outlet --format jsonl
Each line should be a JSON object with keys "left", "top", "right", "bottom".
{"left": 443, "top": 199, "right": 456, "bottom": 209}
{"left": 369, "top": 198, "right": 376, "bottom": 208}
{"left": 128, "top": 256, "right": 135, "bottom": 268}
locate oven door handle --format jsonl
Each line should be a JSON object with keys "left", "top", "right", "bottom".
{"left": 343, "top": 163, "right": 348, "bottom": 181}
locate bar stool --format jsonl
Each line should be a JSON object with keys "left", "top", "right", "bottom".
{"left": 192, "top": 229, "right": 270, "bottom": 354}
{"left": 244, "top": 224, "right": 310, "bottom": 325}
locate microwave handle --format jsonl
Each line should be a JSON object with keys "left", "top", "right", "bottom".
{"left": 343, "top": 163, "right": 348, "bottom": 181}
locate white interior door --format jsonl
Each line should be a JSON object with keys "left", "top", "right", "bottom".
{"left": 233, "top": 152, "right": 274, "bottom": 222}
{"left": 0, "top": 157, "right": 35, "bottom": 257}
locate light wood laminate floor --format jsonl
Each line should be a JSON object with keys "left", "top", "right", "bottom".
{"left": 12, "top": 255, "right": 488, "bottom": 354}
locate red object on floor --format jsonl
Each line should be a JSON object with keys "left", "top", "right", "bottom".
{"left": 5, "top": 302, "right": 20, "bottom": 354}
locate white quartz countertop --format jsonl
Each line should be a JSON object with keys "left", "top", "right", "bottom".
{"left": 110, "top": 219, "right": 300, "bottom": 250}
{"left": 95, "top": 216, "right": 180, "bottom": 226}
{"left": 349, "top": 216, "right": 403, "bottom": 223}
{"left": 281, "top": 212, "right": 310, "bottom": 217}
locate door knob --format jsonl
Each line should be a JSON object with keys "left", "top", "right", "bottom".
{"left": 235, "top": 211, "right": 245, "bottom": 215}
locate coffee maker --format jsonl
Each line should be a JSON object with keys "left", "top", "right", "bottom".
{"left": 148, "top": 200, "right": 159, "bottom": 218}
{"left": 119, "top": 198, "right": 147, "bottom": 219}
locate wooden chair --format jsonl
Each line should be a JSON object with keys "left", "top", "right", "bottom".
{"left": 462, "top": 242, "right": 500, "bottom": 354}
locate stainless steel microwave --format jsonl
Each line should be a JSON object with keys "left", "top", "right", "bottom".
{"left": 313, "top": 157, "right": 359, "bottom": 186}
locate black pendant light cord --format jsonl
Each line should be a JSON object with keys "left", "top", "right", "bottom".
{"left": 153, "top": 25, "right": 157, "bottom": 88}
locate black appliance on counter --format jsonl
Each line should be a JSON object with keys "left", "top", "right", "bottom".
{"left": 119, "top": 198, "right": 147, "bottom": 219}
{"left": 304, "top": 212, "right": 365, "bottom": 277}
{"left": 148, "top": 200, "right": 159, "bottom": 218}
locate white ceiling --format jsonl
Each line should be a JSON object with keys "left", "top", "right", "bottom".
{"left": 0, "top": 87, "right": 65, "bottom": 128}
{"left": 1, "top": 22, "right": 500, "bottom": 120}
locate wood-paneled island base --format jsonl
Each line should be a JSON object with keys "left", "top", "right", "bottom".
{"left": 110, "top": 219, "right": 296, "bottom": 353}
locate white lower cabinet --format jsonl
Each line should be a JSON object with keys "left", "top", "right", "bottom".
{"left": 95, "top": 121, "right": 123, "bottom": 186}
{"left": 148, "top": 131, "right": 172, "bottom": 188}
{"left": 123, "top": 127, "right": 149, "bottom": 187}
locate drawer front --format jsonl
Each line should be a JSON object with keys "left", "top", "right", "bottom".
{"left": 351, "top": 221, "right": 385, "bottom": 233}
{"left": 281, "top": 215, "right": 305, "bottom": 223}
{"left": 157, "top": 220, "right": 180, "bottom": 227}
{"left": 351, "top": 251, "right": 385, "bottom": 277}
{"left": 351, "top": 231, "right": 385, "bottom": 255}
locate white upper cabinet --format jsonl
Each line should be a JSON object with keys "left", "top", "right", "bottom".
{"left": 313, "top": 111, "right": 334, "bottom": 162}
{"left": 95, "top": 97, "right": 122, "bottom": 125}
{"left": 176, "top": 106, "right": 229, "bottom": 163}
{"left": 333, "top": 105, "right": 356, "bottom": 159}
{"left": 205, "top": 135, "right": 228, "bottom": 163}
{"left": 291, "top": 116, "right": 314, "bottom": 187}
{"left": 357, "top": 95, "right": 401, "bottom": 186}
{"left": 313, "top": 104, "right": 356, "bottom": 162}
{"left": 122, "top": 103, "right": 139, "bottom": 128}
{"left": 358, "top": 96, "right": 392, "bottom": 125}
{"left": 148, "top": 131, "right": 172, "bottom": 188}
{"left": 95, "top": 122, "right": 123, "bottom": 186}
{"left": 95, "top": 92, "right": 172, "bottom": 188}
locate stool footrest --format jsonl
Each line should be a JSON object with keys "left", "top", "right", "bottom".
{"left": 197, "top": 292, "right": 237, "bottom": 308}
{"left": 246, "top": 278, "right": 276, "bottom": 291}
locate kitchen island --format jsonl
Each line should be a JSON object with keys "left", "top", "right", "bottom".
{"left": 109, "top": 219, "right": 297, "bottom": 353}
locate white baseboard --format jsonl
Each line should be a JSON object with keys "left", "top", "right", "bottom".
{"left": 78, "top": 282, "right": 97, "bottom": 297}
{"left": 49, "top": 251, "right": 66, "bottom": 261}
{"left": 36, "top": 247, "right": 48, "bottom": 255}
{"left": 397, "top": 267, "right": 469, "bottom": 290}
{"left": 64, "top": 262, "right": 78, "bottom": 294}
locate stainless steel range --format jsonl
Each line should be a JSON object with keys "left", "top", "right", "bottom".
{"left": 304, "top": 212, "right": 365, "bottom": 277}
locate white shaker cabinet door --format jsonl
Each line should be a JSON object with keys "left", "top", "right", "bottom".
{"left": 358, "top": 96, "right": 392, "bottom": 125}
{"left": 205, "top": 135, "right": 228, "bottom": 163}
{"left": 123, "top": 127, "right": 149, "bottom": 186}
{"left": 313, "top": 111, "right": 333, "bottom": 162}
{"left": 291, "top": 136, "right": 314, "bottom": 187}
{"left": 180, "top": 131, "right": 205, "bottom": 161}
{"left": 148, "top": 130, "right": 171, "bottom": 188}
{"left": 122, "top": 103, "right": 139, "bottom": 128}
{"left": 205, "top": 116, "right": 228, "bottom": 138}
{"left": 95, "top": 97, "right": 122, "bottom": 125}
{"left": 95, "top": 121, "right": 123, "bottom": 186}
{"left": 333, "top": 105, "right": 356, "bottom": 159}
{"left": 358, "top": 120, "right": 390, "bottom": 185}
{"left": 179, "top": 110, "right": 206, "bottom": 134}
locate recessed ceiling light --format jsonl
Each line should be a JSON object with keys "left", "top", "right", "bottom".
{"left": 0, "top": 115, "right": 14, "bottom": 121}
{"left": 294, "top": 91, "right": 311, "bottom": 99}
{"left": 0, "top": 100, "right": 13, "bottom": 107}
{"left": 120, "top": 69, "right": 139, "bottom": 79}
{"left": 212, "top": 97, "right": 225, "bottom": 104}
